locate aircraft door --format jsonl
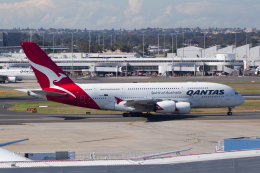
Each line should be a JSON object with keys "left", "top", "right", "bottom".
{"left": 94, "top": 86, "right": 99, "bottom": 94}
{"left": 108, "top": 96, "right": 113, "bottom": 102}
{"left": 226, "top": 94, "right": 230, "bottom": 100}
{"left": 121, "top": 86, "right": 125, "bottom": 93}
{"left": 181, "top": 85, "right": 185, "bottom": 92}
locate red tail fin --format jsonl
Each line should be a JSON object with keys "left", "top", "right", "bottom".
{"left": 21, "top": 42, "right": 100, "bottom": 110}
{"left": 20, "top": 42, "right": 73, "bottom": 89}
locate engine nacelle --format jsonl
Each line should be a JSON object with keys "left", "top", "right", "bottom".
{"left": 174, "top": 102, "right": 191, "bottom": 114}
{"left": 8, "top": 77, "right": 16, "bottom": 83}
{"left": 155, "top": 101, "right": 176, "bottom": 113}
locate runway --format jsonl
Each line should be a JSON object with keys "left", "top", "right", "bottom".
{"left": 0, "top": 105, "right": 259, "bottom": 123}
{"left": 0, "top": 96, "right": 260, "bottom": 125}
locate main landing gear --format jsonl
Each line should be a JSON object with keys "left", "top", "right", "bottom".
{"left": 123, "top": 112, "right": 152, "bottom": 117}
{"left": 227, "top": 107, "right": 233, "bottom": 116}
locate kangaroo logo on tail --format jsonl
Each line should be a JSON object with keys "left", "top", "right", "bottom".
{"left": 28, "top": 59, "right": 76, "bottom": 98}
{"left": 29, "top": 60, "right": 67, "bottom": 88}
{"left": 54, "top": 73, "right": 67, "bottom": 83}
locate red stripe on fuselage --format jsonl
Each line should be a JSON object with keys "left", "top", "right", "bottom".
{"left": 45, "top": 84, "right": 100, "bottom": 110}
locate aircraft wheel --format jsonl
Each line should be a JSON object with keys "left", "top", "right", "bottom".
{"left": 123, "top": 113, "right": 132, "bottom": 117}
{"left": 145, "top": 113, "right": 153, "bottom": 117}
{"left": 135, "top": 112, "right": 143, "bottom": 117}
{"left": 227, "top": 112, "right": 232, "bottom": 116}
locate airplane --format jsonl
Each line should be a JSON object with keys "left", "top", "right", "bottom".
{"left": 0, "top": 68, "right": 36, "bottom": 83}
{"left": 20, "top": 42, "right": 245, "bottom": 117}
{"left": 0, "top": 138, "right": 30, "bottom": 162}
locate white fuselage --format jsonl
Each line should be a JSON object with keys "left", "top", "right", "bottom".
{"left": 0, "top": 69, "right": 36, "bottom": 80}
{"left": 76, "top": 82, "right": 244, "bottom": 110}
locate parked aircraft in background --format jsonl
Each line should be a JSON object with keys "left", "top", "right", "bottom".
{"left": 20, "top": 42, "right": 244, "bottom": 116}
{"left": 0, "top": 68, "right": 35, "bottom": 83}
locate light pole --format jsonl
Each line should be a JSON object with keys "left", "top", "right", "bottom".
{"left": 164, "top": 32, "right": 165, "bottom": 57}
{"left": 171, "top": 33, "right": 174, "bottom": 76}
{"left": 143, "top": 31, "right": 144, "bottom": 58}
{"left": 246, "top": 33, "right": 247, "bottom": 70}
{"left": 234, "top": 33, "right": 236, "bottom": 53}
{"left": 204, "top": 32, "right": 206, "bottom": 57}
{"left": 176, "top": 34, "right": 177, "bottom": 56}
{"left": 52, "top": 32, "right": 54, "bottom": 58}
{"left": 111, "top": 35, "right": 112, "bottom": 46}
{"left": 72, "top": 31, "right": 74, "bottom": 75}
{"left": 182, "top": 32, "right": 184, "bottom": 58}
{"left": 30, "top": 31, "right": 32, "bottom": 42}
{"left": 89, "top": 31, "right": 91, "bottom": 54}
{"left": 103, "top": 33, "right": 104, "bottom": 56}
{"left": 42, "top": 32, "right": 44, "bottom": 53}
{"left": 171, "top": 33, "right": 173, "bottom": 54}
{"left": 158, "top": 33, "right": 159, "bottom": 58}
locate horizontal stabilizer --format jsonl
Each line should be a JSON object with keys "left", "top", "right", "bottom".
{"left": 0, "top": 138, "right": 29, "bottom": 147}
{"left": 30, "top": 90, "right": 68, "bottom": 97}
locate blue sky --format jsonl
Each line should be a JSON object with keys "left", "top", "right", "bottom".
{"left": 0, "top": 0, "right": 259, "bottom": 29}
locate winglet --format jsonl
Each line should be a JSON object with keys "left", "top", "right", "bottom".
{"left": 0, "top": 138, "right": 29, "bottom": 147}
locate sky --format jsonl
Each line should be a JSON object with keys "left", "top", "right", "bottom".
{"left": 0, "top": 0, "right": 259, "bottom": 30}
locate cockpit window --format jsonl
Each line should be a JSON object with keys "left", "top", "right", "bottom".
{"left": 235, "top": 92, "right": 239, "bottom": 95}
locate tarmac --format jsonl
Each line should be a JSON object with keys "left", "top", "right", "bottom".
{"left": 0, "top": 76, "right": 259, "bottom": 157}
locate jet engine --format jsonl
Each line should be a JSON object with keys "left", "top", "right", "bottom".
{"left": 7, "top": 77, "right": 16, "bottom": 83}
{"left": 155, "top": 101, "right": 176, "bottom": 113}
{"left": 155, "top": 101, "right": 191, "bottom": 114}
{"left": 174, "top": 102, "right": 191, "bottom": 114}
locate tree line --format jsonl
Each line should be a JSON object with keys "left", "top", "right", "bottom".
{"left": 23, "top": 31, "right": 260, "bottom": 55}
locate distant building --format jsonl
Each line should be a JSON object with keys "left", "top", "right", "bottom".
{"left": 0, "top": 32, "right": 22, "bottom": 47}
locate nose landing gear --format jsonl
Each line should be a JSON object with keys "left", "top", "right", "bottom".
{"left": 227, "top": 107, "right": 233, "bottom": 116}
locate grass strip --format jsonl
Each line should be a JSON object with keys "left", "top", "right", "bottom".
{"left": 8, "top": 100, "right": 260, "bottom": 115}
{"left": 0, "top": 89, "right": 27, "bottom": 97}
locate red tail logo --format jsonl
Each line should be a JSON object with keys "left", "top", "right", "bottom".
{"left": 21, "top": 42, "right": 100, "bottom": 110}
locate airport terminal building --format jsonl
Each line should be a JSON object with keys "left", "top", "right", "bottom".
{"left": 4, "top": 43, "right": 260, "bottom": 76}
{"left": 0, "top": 51, "right": 244, "bottom": 76}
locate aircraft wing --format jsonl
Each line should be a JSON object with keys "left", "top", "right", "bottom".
{"left": 124, "top": 98, "right": 162, "bottom": 107}
{"left": 115, "top": 97, "right": 163, "bottom": 111}
{"left": 0, "top": 138, "right": 29, "bottom": 147}
{"left": 0, "top": 75, "right": 7, "bottom": 80}
{"left": 0, "top": 139, "right": 30, "bottom": 162}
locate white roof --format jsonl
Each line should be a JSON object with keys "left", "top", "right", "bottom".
{"left": 0, "top": 149, "right": 259, "bottom": 168}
